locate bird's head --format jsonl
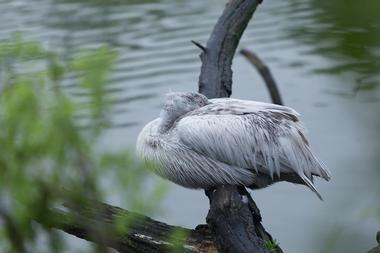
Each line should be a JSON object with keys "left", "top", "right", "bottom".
{"left": 160, "top": 91, "right": 209, "bottom": 124}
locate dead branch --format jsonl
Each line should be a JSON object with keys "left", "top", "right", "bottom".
{"left": 240, "top": 49, "right": 283, "bottom": 105}
{"left": 42, "top": 203, "right": 217, "bottom": 253}
{"left": 197, "top": 0, "right": 262, "bottom": 98}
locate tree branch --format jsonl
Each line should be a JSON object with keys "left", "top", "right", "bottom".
{"left": 240, "top": 49, "right": 283, "bottom": 105}
{"left": 206, "top": 186, "right": 282, "bottom": 253}
{"left": 197, "top": 0, "right": 262, "bottom": 98}
{"left": 196, "top": 0, "right": 283, "bottom": 252}
{"left": 42, "top": 203, "right": 217, "bottom": 253}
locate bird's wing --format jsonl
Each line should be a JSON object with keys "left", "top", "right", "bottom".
{"left": 176, "top": 99, "right": 331, "bottom": 190}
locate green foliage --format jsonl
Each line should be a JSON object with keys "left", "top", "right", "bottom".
{"left": 168, "top": 228, "right": 190, "bottom": 253}
{"left": 0, "top": 34, "right": 166, "bottom": 253}
{"left": 265, "top": 239, "right": 279, "bottom": 252}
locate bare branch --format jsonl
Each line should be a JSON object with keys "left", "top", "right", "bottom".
{"left": 197, "top": 0, "right": 262, "bottom": 98}
{"left": 240, "top": 49, "right": 283, "bottom": 105}
{"left": 191, "top": 40, "right": 207, "bottom": 53}
{"left": 42, "top": 203, "right": 217, "bottom": 253}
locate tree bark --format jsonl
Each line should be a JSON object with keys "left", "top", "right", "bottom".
{"left": 195, "top": 1, "right": 282, "bottom": 253}
{"left": 44, "top": 203, "right": 217, "bottom": 253}
{"left": 205, "top": 186, "right": 281, "bottom": 253}
{"left": 197, "top": 0, "right": 262, "bottom": 98}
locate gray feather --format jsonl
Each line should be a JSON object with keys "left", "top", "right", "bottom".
{"left": 136, "top": 92, "right": 331, "bottom": 200}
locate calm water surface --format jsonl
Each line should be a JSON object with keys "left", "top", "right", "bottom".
{"left": 1, "top": 0, "right": 379, "bottom": 252}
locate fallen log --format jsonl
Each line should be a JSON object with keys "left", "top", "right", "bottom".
{"left": 44, "top": 203, "right": 217, "bottom": 253}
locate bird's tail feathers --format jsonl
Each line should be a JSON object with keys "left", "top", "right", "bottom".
{"left": 311, "top": 156, "right": 331, "bottom": 181}
{"left": 300, "top": 174, "right": 323, "bottom": 201}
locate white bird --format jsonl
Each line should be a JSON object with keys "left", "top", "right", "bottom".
{"left": 136, "top": 92, "right": 331, "bottom": 200}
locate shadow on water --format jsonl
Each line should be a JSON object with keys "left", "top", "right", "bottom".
{"left": 0, "top": 0, "right": 379, "bottom": 252}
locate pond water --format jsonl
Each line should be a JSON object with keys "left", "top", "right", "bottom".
{"left": 1, "top": 0, "right": 379, "bottom": 252}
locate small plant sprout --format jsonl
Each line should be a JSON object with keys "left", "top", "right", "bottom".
{"left": 265, "top": 238, "right": 280, "bottom": 252}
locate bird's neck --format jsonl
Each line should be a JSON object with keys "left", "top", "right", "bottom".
{"left": 157, "top": 111, "right": 176, "bottom": 134}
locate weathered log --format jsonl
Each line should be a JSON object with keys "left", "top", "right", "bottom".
{"left": 240, "top": 49, "right": 283, "bottom": 105}
{"left": 44, "top": 203, "right": 217, "bottom": 253}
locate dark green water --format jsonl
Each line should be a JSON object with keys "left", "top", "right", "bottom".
{"left": 1, "top": 0, "right": 379, "bottom": 252}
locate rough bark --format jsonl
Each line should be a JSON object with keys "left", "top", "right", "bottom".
{"left": 44, "top": 203, "right": 217, "bottom": 253}
{"left": 206, "top": 186, "right": 282, "bottom": 253}
{"left": 197, "top": 0, "right": 262, "bottom": 98}
{"left": 195, "top": 1, "right": 282, "bottom": 253}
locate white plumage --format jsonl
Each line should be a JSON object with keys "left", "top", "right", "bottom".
{"left": 136, "top": 92, "right": 331, "bottom": 200}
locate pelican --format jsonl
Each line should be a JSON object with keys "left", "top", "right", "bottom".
{"left": 136, "top": 92, "right": 331, "bottom": 199}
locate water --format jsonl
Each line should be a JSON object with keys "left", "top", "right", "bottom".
{"left": 1, "top": 0, "right": 379, "bottom": 252}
